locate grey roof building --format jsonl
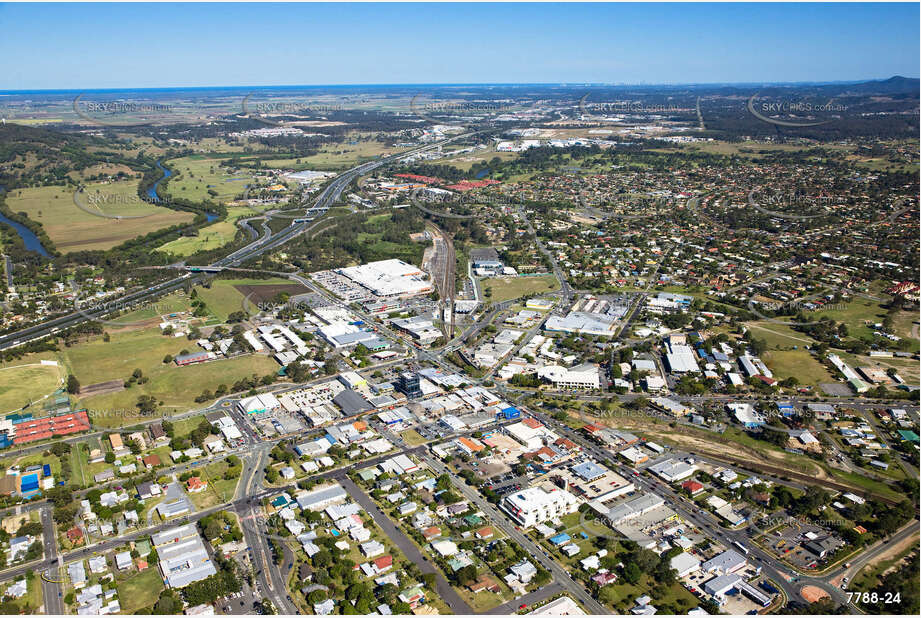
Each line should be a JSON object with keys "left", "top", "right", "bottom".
{"left": 295, "top": 484, "right": 348, "bottom": 511}
{"left": 333, "top": 389, "right": 373, "bottom": 415}
{"left": 152, "top": 524, "right": 217, "bottom": 588}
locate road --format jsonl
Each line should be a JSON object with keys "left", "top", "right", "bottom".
{"left": 419, "top": 453, "right": 611, "bottom": 615}
{"left": 335, "top": 474, "right": 474, "bottom": 614}
{"left": 40, "top": 505, "right": 64, "bottom": 615}
{"left": 0, "top": 134, "right": 474, "bottom": 352}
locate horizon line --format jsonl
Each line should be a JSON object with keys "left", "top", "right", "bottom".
{"left": 0, "top": 75, "right": 917, "bottom": 94}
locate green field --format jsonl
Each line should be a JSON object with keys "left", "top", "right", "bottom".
{"left": 0, "top": 361, "right": 64, "bottom": 414}
{"left": 813, "top": 297, "right": 889, "bottom": 339}
{"left": 745, "top": 321, "right": 815, "bottom": 349}
{"left": 115, "top": 567, "right": 164, "bottom": 613}
{"left": 156, "top": 206, "right": 254, "bottom": 257}
{"left": 482, "top": 275, "right": 560, "bottom": 302}
{"left": 193, "top": 278, "right": 294, "bottom": 321}
{"left": 4, "top": 181, "right": 193, "bottom": 252}
{"left": 59, "top": 325, "right": 277, "bottom": 426}
{"left": 762, "top": 349, "right": 835, "bottom": 385}
{"left": 295, "top": 139, "right": 402, "bottom": 170}
{"left": 163, "top": 155, "right": 254, "bottom": 203}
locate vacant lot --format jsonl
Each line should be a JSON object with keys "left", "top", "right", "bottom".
{"left": 762, "top": 349, "right": 834, "bottom": 385}
{"left": 115, "top": 566, "right": 164, "bottom": 614}
{"left": 745, "top": 321, "right": 815, "bottom": 349}
{"left": 4, "top": 182, "right": 193, "bottom": 252}
{"left": 483, "top": 275, "right": 560, "bottom": 302}
{"left": 813, "top": 297, "right": 889, "bottom": 339}
{"left": 62, "top": 325, "right": 277, "bottom": 426}
{"left": 194, "top": 277, "right": 297, "bottom": 321}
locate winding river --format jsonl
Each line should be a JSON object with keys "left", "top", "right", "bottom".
{"left": 0, "top": 186, "right": 51, "bottom": 257}
{"left": 148, "top": 161, "right": 217, "bottom": 222}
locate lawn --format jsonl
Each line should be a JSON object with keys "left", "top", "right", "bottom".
{"left": 3, "top": 181, "right": 193, "bottom": 252}
{"left": 192, "top": 277, "right": 295, "bottom": 321}
{"left": 187, "top": 459, "right": 242, "bottom": 509}
{"left": 399, "top": 429, "right": 427, "bottom": 446}
{"left": 60, "top": 326, "right": 277, "bottom": 426}
{"left": 813, "top": 297, "right": 889, "bottom": 339}
{"left": 104, "top": 291, "right": 192, "bottom": 326}
{"left": 156, "top": 206, "right": 257, "bottom": 257}
{"left": 0, "top": 361, "right": 64, "bottom": 414}
{"left": 482, "top": 275, "right": 560, "bottom": 303}
{"left": 761, "top": 349, "right": 834, "bottom": 385}
{"left": 115, "top": 566, "right": 164, "bottom": 613}
{"left": 745, "top": 321, "right": 816, "bottom": 349}
{"left": 0, "top": 450, "right": 63, "bottom": 479}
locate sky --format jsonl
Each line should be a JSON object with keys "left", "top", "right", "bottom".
{"left": 0, "top": 2, "right": 918, "bottom": 90}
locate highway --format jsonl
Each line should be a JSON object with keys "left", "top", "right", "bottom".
{"left": 0, "top": 134, "right": 473, "bottom": 353}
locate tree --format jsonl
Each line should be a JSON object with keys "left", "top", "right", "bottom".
{"left": 622, "top": 562, "right": 641, "bottom": 584}
{"left": 66, "top": 375, "right": 81, "bottom": 394}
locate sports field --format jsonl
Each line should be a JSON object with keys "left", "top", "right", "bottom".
{"left": 3, "top": 181, "right": 193, "bottom": 252}
{"left": 0, "top": 360, "right": 64, "bottom": 414}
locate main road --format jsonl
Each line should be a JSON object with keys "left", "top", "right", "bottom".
{"left": 0, "top": 134, "right": 474, "bottom": 352}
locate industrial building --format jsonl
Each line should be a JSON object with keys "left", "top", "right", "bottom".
{"left": 152, "top": 524, "right": 218, "bottom": 588}
{"left": 338, "top": 259, "right": 433, "bottom": 298}
{"left": 648, "top": 458, "right": 697, "bottom": 482}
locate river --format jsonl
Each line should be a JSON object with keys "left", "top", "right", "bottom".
{"left": 148, "top": 161, "right": 217, "bottom": 222}
{"left": 0, "top": 186, "right": 51, "bottom": 257}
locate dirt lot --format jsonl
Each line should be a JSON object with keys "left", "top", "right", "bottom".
{"left": 79, "top": 379, "right": 125, "bottom": 397}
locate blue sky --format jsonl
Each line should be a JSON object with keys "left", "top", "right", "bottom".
{"left": 0, "top": 2, "right": 917, "bottom": 89}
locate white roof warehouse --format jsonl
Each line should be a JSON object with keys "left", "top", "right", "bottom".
{"left": 151, "top": 524, "right": 217, "bottom": 588}
{"left": 338, "top": 259, "right": 433, "bottom": 298}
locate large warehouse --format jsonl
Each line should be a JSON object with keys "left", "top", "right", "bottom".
{"left": 337, "top": 259, "right": 433, "bottom": 298}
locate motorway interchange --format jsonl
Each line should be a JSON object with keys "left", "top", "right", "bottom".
{"left": 0, "top": 134, "right": 917, "bottom": 617}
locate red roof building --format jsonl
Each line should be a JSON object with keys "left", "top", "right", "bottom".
{"left": 681, "top": 480, "right": 705, "bottom": 495}
{"left": 373, "top": 555, "right": 393, "bottom": 572}
{"left": 11, "top": 410, "right": 91, "bottom": 445}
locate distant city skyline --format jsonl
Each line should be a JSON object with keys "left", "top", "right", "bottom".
{"left": 0, "top": 2, "right": 918, "bottom": 89}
